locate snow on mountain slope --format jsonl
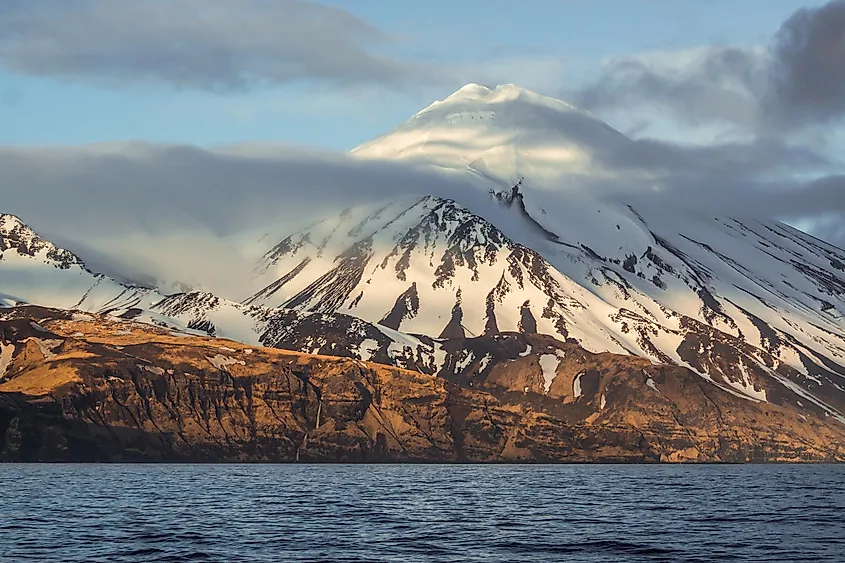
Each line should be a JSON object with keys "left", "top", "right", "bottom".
{"left": 244, "top": 196, "right": 629, "bottom": 351}
{"left": 244, "top": 192, "right": 845, "bottom": 415}
{"left": 0, "top": 214, "right": 268, "bottom": 340}
{"left": 245, "top": 83, "right": 845, "bottom": 418}
{"left": 0, "top": 214, "right": 160, "bottom": 312}
{"left": 0, "top": 214, "right": 437, "bottom": 370}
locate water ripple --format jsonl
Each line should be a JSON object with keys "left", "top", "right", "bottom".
{"left": 0, "top": 464, "right": 843, "bottom": 562}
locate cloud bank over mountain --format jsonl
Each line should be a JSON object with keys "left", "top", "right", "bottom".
{"left": 0, "top": 0, "right": 843, "bottom": 285}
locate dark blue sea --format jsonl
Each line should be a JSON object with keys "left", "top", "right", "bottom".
{"left": 1, "top": 464, "right": 843, "bottom": 562}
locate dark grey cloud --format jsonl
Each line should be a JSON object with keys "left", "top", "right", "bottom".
{"left": 0, "top": 0, "right": 432, "bottom": 91}
{"left": 576, "top": 0, "right": 845, "bottom": 132}
{"left": 803, "top": 208, "right": 845, "bottom": 253}
{"left": 623, "top": 169, "right": 845, "bottom": 233}
{"left": 585, "top": 135, "right": 845, "bottom": 245}
{"left": 596, "top": 137, "right": 831, "bottom": 181}
{"left": 776, "top": 174, "right": 845, "bottom": 226}
{"left": 767, "top": 0, "right": 845, "bottom": 126}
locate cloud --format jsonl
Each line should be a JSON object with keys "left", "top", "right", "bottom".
{"left": 582, "top": 135, "right": 845, "bottom": 246}
{"left": 575, "top": 46, "right": 766, "bottom": 130}
{"left": 0, "top": 0, "right": 436, "bottom": 91}
{"left": 0, "top": 142, "right": 483, "bottom": 237}
{"left": 576, "top": 0, "right": 845, "bottom": 133}
{"left": 620, "top": 167, "right": 845, "bottom": 233}
{"left": 564, "top": 2, "right": 845, "bottom": 248}
{"left": 2, "top": 133, "right": 843, "bottom": 298}
{"left": 0, "top": 143, "right": 487, "bottom": 293}
{"left": 767, "top": 0, "right": 845, "bottom": 127}
{"left": 595, "top": 137, "right": 833, "bottom": 182}
{"left": 799, "top": 208, "right": 845, "bottom": 253}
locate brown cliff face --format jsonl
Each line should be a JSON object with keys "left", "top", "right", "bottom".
{"left": 1, "top": 307, "right": 843, "bottom": 462}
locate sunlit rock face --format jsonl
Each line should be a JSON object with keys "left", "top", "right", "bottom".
{"left": 2, "top": 307, "right": 844, "bottom": 463}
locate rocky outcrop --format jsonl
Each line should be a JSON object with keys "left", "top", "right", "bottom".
{"left": 0, "top": 214, "right": 83, "bottom": 270}
{"left": 1, "top": 307, "right": 843, "bottom": 462}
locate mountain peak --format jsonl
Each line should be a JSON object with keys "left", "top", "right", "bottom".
{"left": 447, "top": 82, "right": 493, "bottom": 97}
{"left": 0, "top": 214, "right": 47, "bottom": 251}
{"left": 446, "top": 83, "right": 525, "bottom": 101}
{"left": 0, "top": 212, "right": 83, "bottom": 270}
{"left": 0, "top": 213, "right": 29, "bottom": 234}
{"left": 352, "top": 83, "right": 627, "bottom": 184}
{"left": 441, "top": 83, "right": 576, "bottom": 111}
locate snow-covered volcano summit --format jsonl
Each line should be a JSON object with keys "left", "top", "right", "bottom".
{"left": 353, "top": 83, "right": 627, "bottom": 185}
{"left": 245, "top": 83, "right": 845, "bottom": 418}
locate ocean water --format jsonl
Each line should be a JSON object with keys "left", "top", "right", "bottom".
{"left": 1, "top": 464, "right": 843, "bottom": 562}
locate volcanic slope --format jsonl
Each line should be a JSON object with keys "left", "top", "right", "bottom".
{"left": 245, "top": 84, "right": 845, "bottom": 420}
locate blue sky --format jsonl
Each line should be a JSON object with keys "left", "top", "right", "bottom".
{"left": 0, "top": 0, "right": 823, "bottom": 150}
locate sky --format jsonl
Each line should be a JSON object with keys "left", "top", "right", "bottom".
{"left": 0, "top": 0, "right": 843, "bottom": 288}
{"left": 0, "top": 0, "right": 828, "bottom": 149}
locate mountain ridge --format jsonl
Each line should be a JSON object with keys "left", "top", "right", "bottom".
{"left": 2, "top": 83, "right": 845, "bottom": 451}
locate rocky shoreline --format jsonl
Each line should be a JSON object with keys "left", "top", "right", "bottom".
{"left": 2, "top": 307, "right": 843, "bottom": 463}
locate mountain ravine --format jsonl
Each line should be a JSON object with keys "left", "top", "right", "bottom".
{"left": 2, "top": 307, "right": 843, "bottom": 462}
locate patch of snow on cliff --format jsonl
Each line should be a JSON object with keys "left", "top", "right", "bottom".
{"left": 356, "top": 338, "right": 379, "bottom": 361}
{"left": 539, "top": 354, "right": 560, "bottom": 393}
{"left": 730, "top": 360, "right": 768, "bottom": 402}
{"left": 478, "top": 353, "right": 492, "bottom": 373}
{"left": 207, "top": 354, "right": 246, "bottom": 369}
{"left": 573, "top": 371, "right": 584, "bottom": 398}
{"left": 433, "top": 343, "right": 448, "bottom": 373}
{"left": 456, "top": 351, "right": 475, "bottom": 373}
